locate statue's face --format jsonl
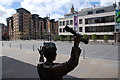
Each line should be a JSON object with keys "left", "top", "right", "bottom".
{"left": 47, "top": 48, "right": 57, "bottom": 61}
{"left": 51, "top": 51, "right": 57, "bottom": 61}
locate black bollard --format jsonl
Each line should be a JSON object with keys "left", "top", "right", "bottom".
{"left": 2, "top": 42, "right": 4, "bottom": 47}
{"left": 83, "top": 49, "right": 85, "bottom": 59}
{"left": 20, "top": 44, "right": 22, "bottom": 50}
{"left": 9, "top": 43, "right": 11, "bottom": 47}
{"left": 33, "top": 45, "right": 34, "bottom": 51}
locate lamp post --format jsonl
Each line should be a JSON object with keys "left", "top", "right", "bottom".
{"left": 113, "top": 2, "right": 117, "bottom": 43}
{"left": 47, "top": 19, "right": 51, "bottom": 41}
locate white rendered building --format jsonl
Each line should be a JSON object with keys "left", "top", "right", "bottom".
{"left": 58, "top": 4, "right": 120, "bottom": 42}
{"left": 0, "top": 24, "right": 2, "bottom": 41}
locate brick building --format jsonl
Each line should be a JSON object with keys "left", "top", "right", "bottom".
{"left": 6, "top": 17, "right": 13, "bottom": 40}
{"left": 7, "top": 8, "right": 58, "bottom": 40}
{"left": 32, "top": 14, "right": 40, "bottom": 39}
{"left": 0, "top": 23, "right": 8, "bottom": 40}
{"left": 7, "top": 8, "right": 32, "bottom": 40}
{"left": 13, "top": 8, "right": 32, "bottom": 40}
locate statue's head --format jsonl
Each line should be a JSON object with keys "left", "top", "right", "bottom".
{"left": 42, "top": 42, "right": 57, "bottom": 61}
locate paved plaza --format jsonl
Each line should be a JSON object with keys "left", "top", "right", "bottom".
{"left": 2, "top": 40, "right": 119, "bottom": 60}
{"left": 0, "top": 40, "right": 119, "bottom": 79}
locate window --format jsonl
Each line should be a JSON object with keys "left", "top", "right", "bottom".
{"left": 85, "top": 18, "right": 94, "bottom": 24}
{"left": 79, "top": 27, "right": 82, "bottom": 32}
{"left": 105, "top": 16, "right": 114, "bottom": 22}
{"left": 59, "top": 21, "right": 62, "bottom": 26}
{"left": 85, "top": 17, "right": 107, "bottom": 24}
{"left": 85, "top": 19, "right": 88, "bottom": 24}
{"left": 85, "top": 25, "right": 114, "bottom": 32}
{"left": 59, "top": 28, "right": 62, "bottom": 32}
{"left": 63, "top": 21, "right": 65, "bottom": 26}
{"left": 96, "top": 9, "right": 104, "bottom": 14}
{"left": 66, "top": 20, "right": 69, "bottom": 25}
{"left": 109, "top": 35, "right": 114, "bottom": 40}
{"left": 63, "top": 28, "right": 65, "bottom": 32}
{"left": 85, "top": 26, "right": 95, "bottom": 32}
{"left": 88, "top": 11, "right": 93, "bottom": 15}
{"left": 79, "top": 19, "right": 82, "bottom": 24}
{"left": 70, "top": 20, "right": 73, "bottom": 25}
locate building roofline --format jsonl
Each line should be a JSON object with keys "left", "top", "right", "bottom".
{"left": 80, "top": 5, "right": 114, "bottom": 12}
{"left": 32, "top": 14, "right": 39, "bottom": 16}
{"left": 16, "top": 8, "right": 31, "bottom": 14}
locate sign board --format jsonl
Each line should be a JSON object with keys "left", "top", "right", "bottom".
{"left": 74, "top": 16, "right": 78, "bottom": 31}
{"left": 47, "top": 20, "right": 50, "bottom": 32}
{"left": 116, "top": 10, "right": 120, "bottom": 23}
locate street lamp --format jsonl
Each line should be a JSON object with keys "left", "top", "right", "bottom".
{"left": 113, "top": 2, "right": 117, "bottom": 43}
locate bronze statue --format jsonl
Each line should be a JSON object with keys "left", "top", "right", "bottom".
{"left": 37, "top": 35, "right": 81, "bottom": 80}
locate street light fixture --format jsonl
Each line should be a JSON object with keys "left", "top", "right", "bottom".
{"left": 113, "top": 2, "right": 117, "bottom": 43}
{"left": 113, "top": 2, "right": 117, "bottom": 31}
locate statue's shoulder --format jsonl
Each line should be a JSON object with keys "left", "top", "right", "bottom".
{"left": 38, "top": 62, "right": 45, "bottom": 65}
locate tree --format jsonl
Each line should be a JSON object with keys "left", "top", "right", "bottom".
{"left": 54, "top": 35, "right": 58, "bottom": 41}
{"left": 60, "top": 35, "right": 63, "bottom": 41}
{"left": 92, "top": 34, "right": 97, "bottom": 42}
{"left": 104, "top": 34, "right": 109, "bottom": 42}
{"left": 83, "top": 34, "right": 88, "bottom": 40}
{"left": 67, "top": 35, "right": 71, "bottom": 41}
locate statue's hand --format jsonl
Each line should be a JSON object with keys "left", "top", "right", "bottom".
{"left": 38, "top": 46, "right": 43, "bottom": 56}
{"left": 38, "top": 46, "right": 44, "bottom": 62}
